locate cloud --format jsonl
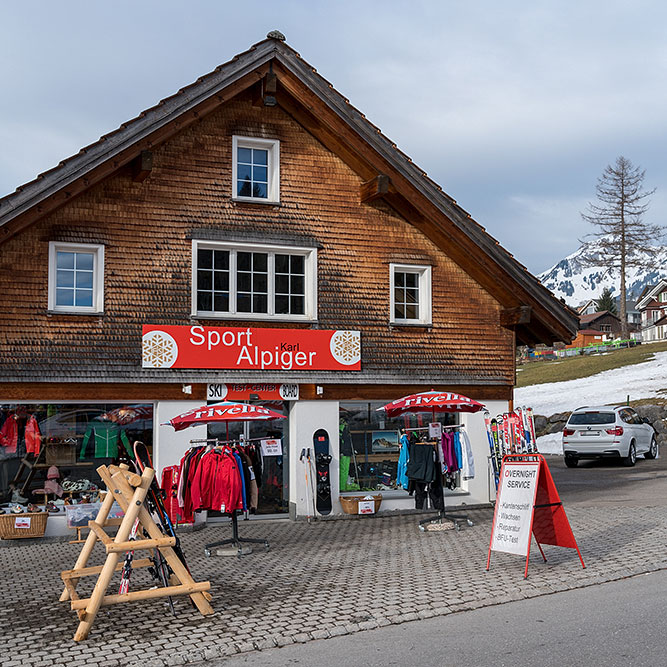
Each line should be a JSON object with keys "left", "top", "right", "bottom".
{"left": 2, "top": 0, "right": 667, "bottom": 273}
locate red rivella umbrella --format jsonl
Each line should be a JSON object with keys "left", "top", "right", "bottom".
{"left": 378, "top": 391, "right": 485, "bottom": 420}
{"left": 163, "top": 401, "right": 286, "bottom": 436}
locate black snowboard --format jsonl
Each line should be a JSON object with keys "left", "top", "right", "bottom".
{"left": 313, "top": 429, "right": 332, "bottom": 516}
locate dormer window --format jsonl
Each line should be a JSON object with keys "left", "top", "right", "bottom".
{"left": 232, "top": 136, "right": 280, "bottom": 204}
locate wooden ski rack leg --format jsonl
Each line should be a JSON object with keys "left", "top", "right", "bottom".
{"left": 60, "top": 463, "right": 213, "bottom": 641}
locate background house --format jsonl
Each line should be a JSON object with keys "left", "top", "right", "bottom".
{"left": 636, "top": 281, "right": 667, "bottom": 342}
{"left": 578, "top": 311, "right": 622, "bottom": 338}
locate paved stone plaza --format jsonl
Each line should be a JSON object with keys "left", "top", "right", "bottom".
{"left": 0, "top": 504, "right": 664, "bottom": 667}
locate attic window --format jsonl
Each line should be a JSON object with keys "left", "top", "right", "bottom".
{"left": 232, "top": 136, "right": 280, "bottom": 204}
{"left": 390, "top": 264, "right": 432, "bottom": 325}
{"left": 48, "top": 242, "right": 104, "bottom": 314}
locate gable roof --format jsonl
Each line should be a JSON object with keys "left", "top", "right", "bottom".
{"left": 0, "top": 33, "right": 578, "bottom": 346}
{"left": 636, "top": 279, "right": 667, "bottom": 310}
{"left": 577, "top": 299, "right": 596, "bottom": 314}
{"left": 580, "top": 310, "right": 621, "bottom": 325}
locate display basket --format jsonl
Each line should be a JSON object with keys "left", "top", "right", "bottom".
{"left": 45, "top": 442, "right": 77, "bottom": 465}
{"left": 0, "top": 512, "right": 48, "bottom": 539}
{"left": 340, "top": 493, "right": 382, "bottom": 515}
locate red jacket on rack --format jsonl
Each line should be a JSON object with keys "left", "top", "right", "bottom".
{"left": 25, "top": 415, "right": 42, "bottom": 456}
{"left": 0, "top": 414, "right": 18, "bottom": 453}
{"left": 189, "top": 448, "right": 243, "bottom": 514}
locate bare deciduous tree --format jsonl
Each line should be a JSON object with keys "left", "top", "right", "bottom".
{"left": 581, "top": 156, "right": 660, "bottom": 338}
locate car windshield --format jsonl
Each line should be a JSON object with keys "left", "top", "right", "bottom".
{"left": 568, "top": 412, "right": 615, "bottom": 425}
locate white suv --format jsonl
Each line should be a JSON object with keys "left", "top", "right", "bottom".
{"left": 562, "top": 405, "right": 657, "bottom": 468}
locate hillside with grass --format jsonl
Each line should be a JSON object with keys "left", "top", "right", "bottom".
{"left": 516, "top": 341, "right": 667, "bottom": 388}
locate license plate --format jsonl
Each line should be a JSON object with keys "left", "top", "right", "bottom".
{"left": 581, "top": 431, "right": 600, "bottom": 436}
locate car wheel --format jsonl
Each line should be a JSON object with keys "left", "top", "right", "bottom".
{"left": 564, "top": 456, "right": 578, "bottom": 468}
{"left": 645, "top": 436, "right": 658, "bottom": 460}
{"left": 623, "top": 442, "right": 637, "bottom": 467}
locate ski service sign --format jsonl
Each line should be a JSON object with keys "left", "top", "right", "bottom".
{"left": 489, "top": 461, "right": 540, "bottom": 556}
{"left": 142, "top": 325, "right": 361, "bottom": 371}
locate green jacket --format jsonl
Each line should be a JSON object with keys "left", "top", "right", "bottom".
{"left": 80, "top": 422, "right": 133, "bottom": 459}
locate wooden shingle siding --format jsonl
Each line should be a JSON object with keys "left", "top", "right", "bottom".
{"left": 0, "top": 95, "right": 512, "bottom": 386}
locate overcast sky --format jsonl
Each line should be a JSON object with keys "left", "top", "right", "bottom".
{"left": 2, "top": 1, "right": 666, "bottom": 274}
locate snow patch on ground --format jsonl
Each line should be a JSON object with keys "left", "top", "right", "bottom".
{"left": 535, "top": 432, "right": 563, "bottom": 455}
{"left": 515, "top": 350, "right": 667, "bottom": 416}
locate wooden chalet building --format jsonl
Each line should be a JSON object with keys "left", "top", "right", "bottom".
{"left": 0, "top": 33, "right": 577, "bottom": 522}
{"left": 577, "top": 311, "right": 622, "bottom": 339}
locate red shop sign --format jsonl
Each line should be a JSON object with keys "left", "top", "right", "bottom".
{"left": 142, "top": 325, "right": 361, "bottom": 371}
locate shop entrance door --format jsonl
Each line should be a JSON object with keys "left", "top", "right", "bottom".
{"left": 207, "top": 401, "right": 288, "bottom": 515}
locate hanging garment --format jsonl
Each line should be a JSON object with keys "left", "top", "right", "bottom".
{"left": 245, "top": 443, "right": 263, "bottom": 487}
{"left": 233, "top": 451, "right": 247, "bottom": 512}
{"left": 397, "top": 434, "right": 410, "bottom": 489}
{"left": 436, "top": 435, "right": 447, "bottom": 474}
{"left": 178, "top": 447, "right": 202, "bottom": 507}
{"left": 190, "top": 449, "right": 220, "bottom": 511}
{"left": 441, "top": 432, "right": 459, "bottom": 473}
{"left": 211, "top": 450, "right": 244, "bottom": 514}
{"left": 24, "top": 415, "right": 42, "bottom": 456}
{"left": 453, "top": 432, "right": 463, "bottom": 470}
{"left": 413, "top": 473, "right": 445, "bottom": 511}
{"left": 183, "top": 448, "right": 206, "bottom": 517}
{"left": 247, "top": 466, "right": 259, "bottom": 512}
{"left": 460, "top": 430, "right": 475, "bottom": 479}
{"left": 80, "top": 422, "right": 133, "bottom": 459}
{"left": 0, "top": 414, "right": 18, "bottom": 454}
{"left": 406, "top": 443, "right": 437, "bottom": 483}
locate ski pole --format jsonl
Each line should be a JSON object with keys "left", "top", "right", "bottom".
{"left": 299, "top": 448, "right": 312, "bottom": 522}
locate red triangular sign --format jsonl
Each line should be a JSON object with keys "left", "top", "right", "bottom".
{"left": 532, "top": 460, "right": 579, "bottom": 549}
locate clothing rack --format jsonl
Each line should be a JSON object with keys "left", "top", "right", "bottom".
{"left": 187, "top": 438, "right": 270, "bottom": 557}
{"left": 189, "top": 436, "right": 266, "bottom": 446}
{"left": 404, "top": 428, "right": 474, "bottom": 532}
{"left": 401, "top": 424, "right": 464, "bottom": 434}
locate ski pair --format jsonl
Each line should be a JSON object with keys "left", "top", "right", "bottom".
{"left": 117, "top": 441, "right": 193, "bottom": 614}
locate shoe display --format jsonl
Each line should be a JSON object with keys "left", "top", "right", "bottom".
{"left": 11, "top": 504, "right": 24, "bottom": 514}
{"left": 45, "top": 502, "right": 60, "bottom": 513}
{"left": 26, "top": 503, "right": 40, "bottom": 513}
{"left": 10, "top": 490, "right": 29, "bottom": 504}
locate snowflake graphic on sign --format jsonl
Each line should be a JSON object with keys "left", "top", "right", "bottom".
{"left": 142, "top": 330, "right": 178, "bottom": 368}
{"left": 329, "top": 330, "right": 360, "bottom": 366}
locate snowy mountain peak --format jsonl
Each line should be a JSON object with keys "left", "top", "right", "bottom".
{"left": 538, "top": 239, "right": 667, "bottom": 306}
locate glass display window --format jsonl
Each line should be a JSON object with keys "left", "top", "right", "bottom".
{"left": 0, "top": 403, "right": 154, "bottom": 505}
{"left": 339, "top": 401, "right": 458, "bottom": 493}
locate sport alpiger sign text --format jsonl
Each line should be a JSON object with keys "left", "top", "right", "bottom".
{"left": 142, "top": 325, "right": 361, "bottom": 371}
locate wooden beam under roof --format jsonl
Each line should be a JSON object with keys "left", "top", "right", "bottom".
{"left": 131, "top": 150, "right": 153, "bottom": 182}
{"left": 500, "top": 306, "right": 532, "bottom": 328}
{"left": 360, "top": 174, "right": 390, "bottom": 203}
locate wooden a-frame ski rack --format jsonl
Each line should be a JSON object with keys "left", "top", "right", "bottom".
{"left": 59, "top": 463, "right": 213, "bottom": 641}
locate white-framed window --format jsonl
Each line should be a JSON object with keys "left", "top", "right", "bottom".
{"left": 232, "top": 136, "right": 280, "bottom": 203}
{"left": 192, "top": 240, "right": 316, "bottom": 321}
{"left": 48, "top": 242, "right": 104, "bottom": 313}
{"left": 390, "top": 264, "right": 432, "bottom": 325}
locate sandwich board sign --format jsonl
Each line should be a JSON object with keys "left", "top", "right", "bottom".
{"left": 487, "top": 454, "right": 585, "bottom": 578}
